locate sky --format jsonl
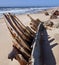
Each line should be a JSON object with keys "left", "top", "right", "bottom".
{"left": 0, "top": 0, "right": 59, "bottom": 7}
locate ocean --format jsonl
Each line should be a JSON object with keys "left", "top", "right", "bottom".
{"left": 0, "top": 6, "right": 55, "bottom": 18}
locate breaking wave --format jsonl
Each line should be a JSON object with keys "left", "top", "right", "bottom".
{"left": 0, "top": 7, "right": 54, "bottom": 18}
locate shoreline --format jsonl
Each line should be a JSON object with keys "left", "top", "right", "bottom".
{"left": 0, "top": 6, "right": 58, "bottom": 18}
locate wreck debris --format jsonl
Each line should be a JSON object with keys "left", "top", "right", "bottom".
{"left": 4, "top": 14, "right": 31, "bottom": 51}
{"left": 27, "top": 14, "right": 41, "bottom": 31}
{"left": 50, "top": 10, "right": 59, "bottom": 19}
{"left": 13, "top": 13, "right": 35, "bottom": 36}
{"left": 30, "top": 23, "right": 45, "bottom": 65}
{"left": 4, "top": 13, "right": 45, "bottom": 65}
{"left": 53, "top": 10, "right": 59, "bottom": 16}
{"left": 44, "top": 20, "right": 54, "bottom": 27}
{"left": 45, "top": 11, "right": 49, "bottom": 16}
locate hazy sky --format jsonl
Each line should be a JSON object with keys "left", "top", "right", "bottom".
{"left": 0, "top": 0, "right": 59, "bottom": 7}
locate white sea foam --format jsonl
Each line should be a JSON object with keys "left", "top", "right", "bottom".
{"left": 0, "top": 7, "right": 53, "bottom": 18}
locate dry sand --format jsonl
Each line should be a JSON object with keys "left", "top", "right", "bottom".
{"left": 0, "top": 7, "right": 59, "bottom": 65}
{"left": 0, "top": 18, "right": 20, "bottom": 65}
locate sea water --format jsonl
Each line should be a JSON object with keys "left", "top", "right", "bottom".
{"left": 0, "top": 6, "right": 54, "bottom": 18}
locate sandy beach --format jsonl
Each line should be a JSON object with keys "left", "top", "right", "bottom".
{"left": 0, "top": 7, "right": 59, "bottom": 65}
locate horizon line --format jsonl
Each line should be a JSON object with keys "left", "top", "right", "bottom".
{"left": 0, "top": 6, "right": 58, "bottom": 8}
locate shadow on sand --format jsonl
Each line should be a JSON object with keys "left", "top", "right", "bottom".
{"left": 41, "top": 28, "right": 58, "bottom": 65}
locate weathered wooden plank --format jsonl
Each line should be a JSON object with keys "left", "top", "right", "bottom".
{"left": 27, "top": 14, "right": 40, "bottom": 25}
{"left": 8, "top": 14, "right": 32, "bottom": 44}
{"left": 8, "top": 24, "right": 31, "bottom": 52}
{"left": 9, "top": 13, "right": 34, "bottom": 39}
{"left": 15, "top": 54, "right": 27, "bottom": 65}
{"left": 27, "top": 14, "right": 41, "bottom": 31}
{"left": 13, "top": 45, "right": 30, "bottom": 62}
{"left": 8, "top": 47, "right": 28, "bottom": 65}
{"left": 4, "top": 14, "right": 29, "bottom": 43}
{"left": 13, "top": 41, "right": 31, "bottom": 58}
{"left": 3, "top": 13, "right": 46, "bottom": 65}
{"left": 3, "top": 13, "right": 31, "bottom": 51}
{"left": 8, "top": 13, "right": 33, "bottom": 46}
{"left": 12, "top": 13, "right": 35, "bottom": 36}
